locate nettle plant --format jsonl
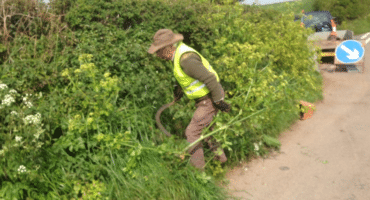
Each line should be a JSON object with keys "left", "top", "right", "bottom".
{"left": 0, "top": 82, "right": 45, "bottom": 181}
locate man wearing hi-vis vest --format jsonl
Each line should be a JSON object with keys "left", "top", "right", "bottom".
{"left": 148, "top": 29, "right": 231, "bottom": 171}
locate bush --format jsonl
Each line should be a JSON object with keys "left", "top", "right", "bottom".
{"left": 312, "top": 0, "right": 369, "bottom": 25}
{"left": 0, "top": 0, "right": 324, "bottom": 199}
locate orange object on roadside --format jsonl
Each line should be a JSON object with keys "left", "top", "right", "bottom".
{"left": 330, "top": 19, "right": 337, "bottom": 37}
{"left": 300, "top": 10, "right": 305, "bottom": 28}
{"left": 299, "top": 100, "right": 316, "bottom": 120}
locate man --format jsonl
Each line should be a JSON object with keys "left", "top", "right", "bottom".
{"left": 148, "top": 29, "right": 231, "bottom": 170}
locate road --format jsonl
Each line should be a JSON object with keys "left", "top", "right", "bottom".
{"left": 224, "top": 32, "right": 370, "bottom": 200}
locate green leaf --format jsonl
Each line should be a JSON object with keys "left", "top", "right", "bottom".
{"left": 262, "top": 134, "right": 281, "bottom": 148}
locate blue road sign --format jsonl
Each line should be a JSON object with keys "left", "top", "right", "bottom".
{"left": 335, "top": 40, "right": 365, "bottom": 64}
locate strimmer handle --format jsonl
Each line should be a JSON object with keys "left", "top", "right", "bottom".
{"left": 155, "top": 99, "right": 177, "bottom": 137}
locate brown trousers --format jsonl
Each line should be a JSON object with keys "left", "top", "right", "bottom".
{"left": 185, "top": 96, "right": 227, "bottom": 170}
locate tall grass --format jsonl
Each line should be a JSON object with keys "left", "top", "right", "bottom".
{"left": 97, "top": 127, "right": 232, "bottom": 199}
{"left": 91, "top": 99, "right": 234, "bottom": 200}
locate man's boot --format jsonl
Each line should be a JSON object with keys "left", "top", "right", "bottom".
{"left": 205, "top": 137, "right": 227, "bottom": 163}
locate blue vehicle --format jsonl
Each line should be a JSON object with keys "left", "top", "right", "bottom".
{"left": 300, "top": 11, "right": 336, "bottom": 32}
{"left": 297, "top": 10, "right": 353, "bottom": 41}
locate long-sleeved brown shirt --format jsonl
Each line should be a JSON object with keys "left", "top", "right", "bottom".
{"left": 177, "top": 52, "right": 225, "bottom": 104}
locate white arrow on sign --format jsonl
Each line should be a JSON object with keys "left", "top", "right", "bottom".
{"left": 340, "top": 44, "right": 359, "bottom": 60}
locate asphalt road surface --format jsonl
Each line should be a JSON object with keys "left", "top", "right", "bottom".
{"left": 224, "top": 32, "right": 370, "bottom": 200}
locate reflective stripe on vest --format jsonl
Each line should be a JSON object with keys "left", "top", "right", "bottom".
{"left": 185, "top": 81, "right": 206, "bottom": 95}
{"left": 173, "top": 41, "right": 220, "bottom": 100}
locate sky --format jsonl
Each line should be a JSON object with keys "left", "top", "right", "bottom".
{"left": 41, "top": 0, "right": 300, "bottom": 6}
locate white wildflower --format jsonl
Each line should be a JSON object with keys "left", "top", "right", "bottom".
{"left": 34, "top": 128, "right": 44, "bottom": 139}
{"left": 25, "top": 101, "right": 33, "bottom": 108}
{"left": 37, "top": 92, "right": 42, "bottom": 99}
{"left": 15, "top": 136, "right": 22, "bottom": 142}
{"left": 0, "top": 84, "right": 8, "bottom": 90}
{"left": 23, "top": 116, "right": 32, "bottom": 125}
{"left": 34, "top": 113, "right": 41, "bottom": 124}
{"left": 23, "top": 93, "right": 32, "bottom": 102}
{"left": 23, "top": 113, "right": 42, "bottom": 125}
{"left": 17, "top": 165, "right": 27, "bottom": 173}
{"left": 10, "top": 111, "right": 18, "bottom": 116}
{"left": 2, "top": 94, "right": 15, "bottom": 106}
{"left": 9, "top": 89, "right": 17, "bottom": 94}
{"left": 254, "top": 143, "right": 259, "bottom": 151}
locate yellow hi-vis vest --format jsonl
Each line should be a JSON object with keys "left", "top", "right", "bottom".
{"left": 173, "top": 41, "right": 220, "bottom": 100}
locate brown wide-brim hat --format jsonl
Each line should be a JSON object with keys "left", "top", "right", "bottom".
{"left": 147, "top": 29, "right": 184, "bottom": 54}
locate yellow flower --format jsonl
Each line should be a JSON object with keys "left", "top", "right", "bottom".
{"left": 74, "top": 69, "right": 82, "bottom": 74}
{"left": 87, "top": 117, "right": 93, "bottom": 125}
{"left": 78, "top": 54, "right": 94, "bottom": 63}
{"left": 104, "top": 72, "right": 111, "bottom": 78}
{"left": 100, "top": 80, "right": 108, "bottom": 88}
{"left": 88, "top": 63, "right": 95, "bottom": 69}
{"left": 95, "top": 133, "right": 104, "bottom": 142}
{"left": 80, "top": 64, "right": 89, "bottom": 71}
{"left": 262, "top": 80, "right": 268, "bottom": 86}
{"left": 68, "top": 125, "right": 74, "bottom": 131}
{"left": 61, "top": 69, "right": 69, "bottom": 77}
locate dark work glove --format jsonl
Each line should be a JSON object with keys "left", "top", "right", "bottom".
{"left": 213, "top": 100, "right": 231, "bottom": 113}
{"left": 173, "top": 84, "right": 183, "bottom": 101}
